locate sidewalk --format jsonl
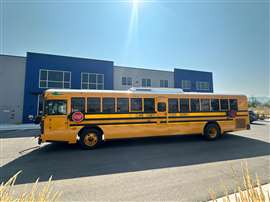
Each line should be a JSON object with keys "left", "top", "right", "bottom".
{"left": 210, "top": 183, "right": 270, "bottom": 202}
{"left": 0, "top": 124, "right": 40, "bottom": 131}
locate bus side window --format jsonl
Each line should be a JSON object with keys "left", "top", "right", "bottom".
{"left": 229, "top": 99, "right": 238, "bottom": 111}
{"left": 117, "top": 98, "right": 129, "bottom": 113}
{"left": 211, "top": 99, "right": 220, "bottom": 112}
{"left": 103, "top": 98, "right": 115, "bottom": 113}
{"left": 168, "top": 98, "right": 178, "bottom": 113}
{"left": 87, "top": 97, "right": 101, "bottom": 113}
{"left": 131, "top": 98, "right": 142, "bottom": 112}
{"left": 201, "top": 99, "right": 210, "bottom": 112}
{"left": 157, "top": 102, "right": 166, "bottom": 112}
{"left": 191, "top": 99, "right": 200, "bottom": 112}
{"left": 220, "top": 99, "right": 229, "bottom": 111}
{"left": 180, "top": 99, "right": 189, "bottom": 113}
{"left": 144, "top": 98, "right": 155, "bottom": 113}
{"left": 71, "top": 98, "right": 85, "bottom": 113}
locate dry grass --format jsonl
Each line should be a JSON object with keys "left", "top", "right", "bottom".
{"left": 209, "top": 163, "right": 270, "bottom": 202}
{"left": 0, "top": 171, "right": 61, "bottom": 202}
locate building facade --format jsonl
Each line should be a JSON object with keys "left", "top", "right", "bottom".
{"left": 0, "top": 52, "right": 213, "bottom": 124}
{"left": 0, "top": 55, "right": 26, "bottom": 124}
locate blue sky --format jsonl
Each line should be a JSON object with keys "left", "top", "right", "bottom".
{"left": 1, "top": 0, "right": 269, "bottom": 96}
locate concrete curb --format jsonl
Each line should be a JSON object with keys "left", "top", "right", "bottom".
{"left": 0, "top": 124, "right": 40, "bottom": 131}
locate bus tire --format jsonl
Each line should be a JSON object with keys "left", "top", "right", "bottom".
{"left": 203, "top": 123, "right": 221, "bottom": 140}
{"left": 79, "top": 128, "right": 102, "bottom": 149}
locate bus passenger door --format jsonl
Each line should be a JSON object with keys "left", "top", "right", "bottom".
{"left": 44, "top": 99, "right": 69, "bottom": 141}
{"left": 156, "top": 97, "right": 168, "bottom": 124}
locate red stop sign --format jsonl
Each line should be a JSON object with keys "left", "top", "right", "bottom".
{"left": 72, "top": 112, "right": 84, "bottom": 122}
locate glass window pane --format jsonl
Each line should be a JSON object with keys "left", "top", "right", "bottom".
{"left": 97, "top": 84, "right": 103, "bottom": 89}
{"left": 142, "top": 79, "right": 146, "bottom": 87}
{"left": 144, "top": 98, "right": 155, "bottom": 113}
{"left": 82, "top": 83, "right": 88, "bottom": 89}
{"left": 122, "top": 77, "right": 126, "bottom": 85}
{"left": 82, "top": 73, "right": 88, "bottom": 83}
{"left": 220, "top": 99, "right": 229, "bottom": 111}
{"left": 48, "top": 81, "right": 63, "bottom": 88}
{"left": 48, "top": 71, "right": 63, "bottom": 81}
{"left": 164, "top": 80, "right": 168, "bottom": 87}
{"left": 211, "top": 99, "right": 220, "bottom": 111}
{"left": 131, "top": 98, "right": 142, "bottom": 111}
{"left": 180, "top": 99, "right": 189, "bottom": 112}
{"left": 89, "top": 74, "right": 96, "bottom": 83}
{"left": 71, "top": 98, "right": 85, "bottom": 113}
{"left": 97, "top": 74, "right": 103, "bottom": 83}
{"left": 168, "top": 99, "right": 178, "bottom": 113}
{"left": 147, "top": 79, "right": 151, "bottom": 87}
{"left": 102, "top": 98, "right": 115, "bottom": 113}
{"left": 158, "top": 102, "right": 166, "bottom": 112}
{"left": 45, "top": 100, "right": 67, "bottom": 115}
{"left": 127, "top": 77, "right": 132, "bottom": 85}
{"left": 201, "top": 99, "right": 210, "bottom": 112}
{"left": 64, "top": 82, "right": 70, "bottom": 89}
{"left": 40, "top": 81, "right": 47, "bottom": 88}
{"left": 191, "top": 99, "right": 200, "bottom": 112}
{"left": 117, "top": 98, "right": 129, "bottom": 113}
{"left": 40, "top": 70, "right": 47, "bottom": 80}
{"left": 229, "top": 99, "right": 238, "bottom": 111}
{"left": 87, "top": 98, "right": 101, "bottom": 113}
{"left": 64, "top": 72, "right": 70, "bottom": 82}
{"left": 89, "top": 83, "right": 96, "bottom": 89}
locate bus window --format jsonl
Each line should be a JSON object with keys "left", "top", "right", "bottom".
{"left": 211, "top": 99, "right": 220, "bottom": 112}
{"left": 117, "top": 98, "right": 129, "bottom": 113}
{"left": 229, "top": 99, "right": 238, "bottom": 111}
{"left": 201, "top": 99, "right": 210, "bottom": 112}
{"left": 131, "top": 98, "right": 142, "bottom": 112}
{"left": 180, "top": 99, "right": 189, "bottom": 113}
{"left": 168, "top": 98, "right": 178, "bottom": 113}
{"left": 158, "top": 102, "right": 166, "bottom": 112}
{"left": 144, "top": 98, "right": 155, "bottom": 113}
{"left": 103, "top": 98, "right": 115, "bottom": 113}
{"left": 71, "top": 98, "right": 85, "bottom": 112}
{"left": 87, "top": 97, "right": 101, "bottom": 113}
{"left": 220, "top": 99, "right": 229, "bottom": 111}
{"left": 45, "top": 100, "right": 67, "bottom": 115}
{"left": 191, "top": 99, "right": 200, "bottom": 112}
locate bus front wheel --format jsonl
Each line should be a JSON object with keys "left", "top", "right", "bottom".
{"left": 203, "top": 123, "right": 221, "bottom": 140}
{"left": 79, "top": 128, "right": 102, "bottom": 149}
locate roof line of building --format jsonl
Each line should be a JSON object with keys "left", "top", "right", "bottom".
{"left": 27, "top": 52, "right": 114, "bottom": 64}
{"left": 0, "top": 54, "right": 26, "bottom": 58}
{"left": 114, "top": 65, "right": 173, "bottom": 73}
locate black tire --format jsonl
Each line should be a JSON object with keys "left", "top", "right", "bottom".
{"left": 203, "top": 123, "right": 221, "bottom": 140}
{"left": 79, "top": 128, "right": 102, "bottom": 149}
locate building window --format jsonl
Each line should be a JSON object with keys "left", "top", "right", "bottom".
{"left": 39, "top": 69, "right": 71, "bottom": 89}
{"left": 196, "top": 81, "right": 209, "bottom": 91}
{"left": 160, "top": 80, "right": 168, "bottom": 88}
{"left": 142, "top": 78, "right": 151, "bottom": 87}
{"left": 122, "top": 77, "right": 132, "bottom": 86}
{"left": 181, "top": 80, "right": 191, "bottom": 90}
{"left": 81, "top": 73, "right": 104, "bottom": 90}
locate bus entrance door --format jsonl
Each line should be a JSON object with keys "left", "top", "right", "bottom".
{"left": 156, "top": 97, "right": 168, "bottom": 124}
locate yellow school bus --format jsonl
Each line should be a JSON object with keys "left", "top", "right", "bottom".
{"left": 38, "top": 88, "right": 250, "bottom": 149}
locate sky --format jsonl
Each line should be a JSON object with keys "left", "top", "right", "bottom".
{"left": 0, "top": 0, "right": 269, "bottom": 97}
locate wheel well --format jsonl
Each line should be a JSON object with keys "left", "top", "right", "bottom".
{"left": 203, "top": 121, "right": 221, "bottom": 134}
{"left": 78, "top": 125, "right": 104, "bottom": 138}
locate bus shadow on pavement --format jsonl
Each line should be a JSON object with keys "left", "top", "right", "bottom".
{"left": 1, "top": 134, "right": 270, "bottom": 185}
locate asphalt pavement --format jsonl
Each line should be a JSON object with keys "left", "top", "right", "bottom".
{"left": 0, "top": 121, "right": 269, "bottom": 201}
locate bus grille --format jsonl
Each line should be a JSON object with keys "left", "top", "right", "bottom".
{"left": 236, "top": 118, "right": 246, "bottom": 129}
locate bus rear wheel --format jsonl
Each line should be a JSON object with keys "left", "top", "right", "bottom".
{"left": 203, "top": 123, "right": 221, "bottom": 140}
{"left": 79, "top": 129, "right": 102, "bottom": 149}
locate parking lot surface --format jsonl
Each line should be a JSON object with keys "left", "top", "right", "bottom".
{"left": 0, "top": 121, "right": 269, "bottom": 201}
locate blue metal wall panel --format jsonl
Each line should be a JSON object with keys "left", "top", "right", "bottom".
{"left": 23, "top": 52, "right": 113, "bottom": 123}
{"left": 174, "top": 68, "right": 213, "bottom": 92}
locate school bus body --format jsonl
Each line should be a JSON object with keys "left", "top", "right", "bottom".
{"left": 39, "top": 89, "right": 249, "bottom": 145}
